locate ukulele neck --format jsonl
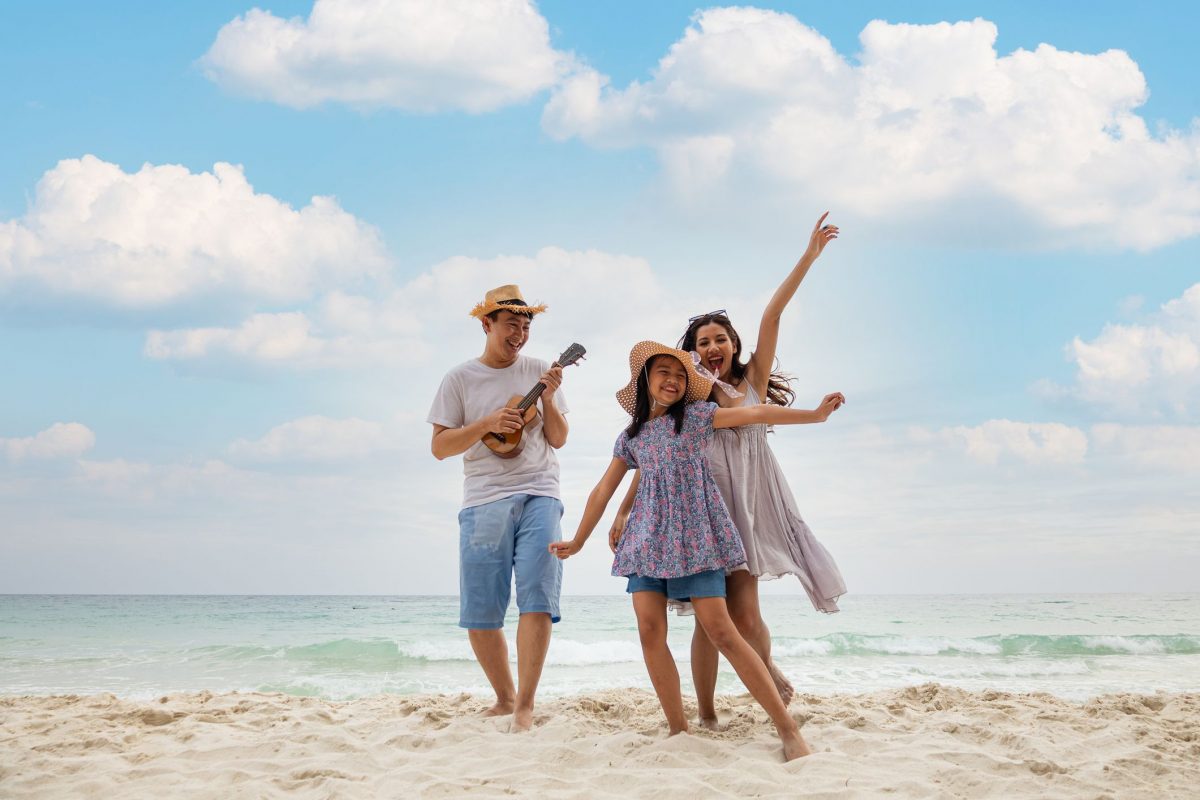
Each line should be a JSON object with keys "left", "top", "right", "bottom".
{"left": 514, "top": 361, "right": 560, "bottom": 412}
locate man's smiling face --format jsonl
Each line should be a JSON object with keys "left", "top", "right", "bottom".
{"left": 482, "top": 309, "right": 532, "bottom": 365}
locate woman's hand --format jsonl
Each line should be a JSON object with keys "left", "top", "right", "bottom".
{"left": 608, "top": 513, "right": 628, "bottom": 553}
{"left": 815, "top": 392, "right": 846, "bottom": 421}
{"left": 804, "top": 211, "right": 839, "bottom": 261}
{"left": 549, "top": 538, "right": 582, "bottom": 560}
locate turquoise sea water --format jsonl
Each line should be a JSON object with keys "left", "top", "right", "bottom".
{"left": 1, "top": 594, "right": 1197, "bottom": 701}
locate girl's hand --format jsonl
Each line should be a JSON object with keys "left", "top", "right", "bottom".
{"left": 804, "top": 211, "right": 839, "bottom": 261}
{"left": 549, "top": 538, "right": 582, "bottom": 560}
{"left": 608, "top": 514, "right": 627, "bottom": 553}
{"left": 816, "top": 392, "right": 846, "bottom": 421}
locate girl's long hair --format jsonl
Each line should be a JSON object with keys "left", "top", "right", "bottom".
{"left": 678, "top": 313, "right": 795, "bottom": 407}
{"left": 625, "top": 356, "right": 687, "bottom": 438}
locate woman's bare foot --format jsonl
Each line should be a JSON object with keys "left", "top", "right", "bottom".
{"left": 510, "top": 705, "right": 534, "bottom": 732}
{"left": 781, "top": 730, "right": 812, "bottom": 762}
{"left": 697, "top": 715, "right": 720, "bottom": 731}
{"left": 768, "top": 661, "right": 795, "bottom": 706}
{"left": 482, "top": 699, "right": 514, "bottom": 717}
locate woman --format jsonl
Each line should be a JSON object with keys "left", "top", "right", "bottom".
{"left": 610, "top": 213, "right": 846, "bottom": 727}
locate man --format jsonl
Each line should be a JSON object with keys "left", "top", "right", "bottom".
{"left": 427, "top": 284, "right": 568, "bottom": 732}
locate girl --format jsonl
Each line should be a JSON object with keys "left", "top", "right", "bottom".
{"left": 611, "top": 214, "right": 846, "bottom": 727}
{"left": 550, "top": 341, "right": 844, "bottom": 762}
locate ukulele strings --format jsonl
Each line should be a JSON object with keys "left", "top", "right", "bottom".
{"left": 489, "top": 350, "right": 576, "bottom": 445}
{"left": 514, "top": 360, "right": 561, "bottom": 412}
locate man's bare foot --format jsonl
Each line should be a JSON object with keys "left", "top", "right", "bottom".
{"left": 482, "top": 699, "right": 514, "bottom": 717}
{"left": 667, "top": 726, "right": 689, "bottom": 737}
{"left": 769, "top": 661, "right": 795, "bottom": 706}
{"left": 781, "top": 730, "right": 812, "bottom": 762}
{"left": 510, "top": 705, "right": 534, "bottom": 732}
{"left": 697, "top": 715, "right": 720, "bottom": 732}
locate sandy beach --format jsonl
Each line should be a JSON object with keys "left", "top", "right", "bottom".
{"left": 2, "top": 684, "right": 1196, "bottom": 799}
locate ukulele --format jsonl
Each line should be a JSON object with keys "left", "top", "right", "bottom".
{"left": 482, "top": 343, "right": 586, "bottom": 458}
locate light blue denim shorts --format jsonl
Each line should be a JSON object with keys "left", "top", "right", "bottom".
{"left": 457, "top": 494, "right": 563, "bottom": 629}
{"left": 625, "top": 569, "right": 726, "bottom": 602}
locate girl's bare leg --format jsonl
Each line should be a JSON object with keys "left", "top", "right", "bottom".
{"left": 693, "top": 572, "right": 793, "bottom": 728}
{"left": 632, "top": 591, "right": 688, "bottom": 735}
{"left": 690, "top": 621, "right": 720, "bottom": 729}
{"left": 725, "top": 570, "right": 794, "bottom": 705}
{"left": 691, "top": 596, "right": 811, "bottom": 761}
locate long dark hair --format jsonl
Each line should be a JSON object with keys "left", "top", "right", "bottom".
{"left": 625, "top": 356, "right": 687, "bottom": 439}
{"left": 678, "top": 313, "right": 796, "bottom": 407}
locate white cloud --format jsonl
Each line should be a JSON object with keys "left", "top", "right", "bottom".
{"left": 143, "top": 310, "right": 411, "bottom": 368}
{"left": 201, "top": 0, "right": 570, "bottom": 113}
{"left": 0, "top": 155, "right": 387, "bottom": 307}
{"left": 1, "top": 423, "right": 95, "bottom": 461}
{"left": 543, "top": 10, "right": 1200, "bottom": 249}
{"left": 8, "top": 408, "right": 1198, "bottom": 593}
{"left": 924, "top": 419, "right": 1088, "bottom": 465}
{"left": 228, "top": 415, "right": 394, "bottom": 462}
{"left": 142, "top": 246, "right": 684, "bottom": 371}
{"left": 1091, "top": 423, "right": 1200, "bottom": 470}
{"left": 1064, "top": 283, "right": 1200, "bottom": 418}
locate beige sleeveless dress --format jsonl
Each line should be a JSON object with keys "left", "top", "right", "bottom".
{"left": 708, "top": 382, "right": 846, "bottom": 613}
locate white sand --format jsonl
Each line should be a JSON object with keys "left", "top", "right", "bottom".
{"left": 2, "top": 684, "right": 1196, "bottom": 798}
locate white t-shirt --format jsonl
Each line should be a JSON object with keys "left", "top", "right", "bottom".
{"left": 427, "top": 355, "right": 569, "bottom": 509}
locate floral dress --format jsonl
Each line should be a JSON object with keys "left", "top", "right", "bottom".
{"left": 611, "top": 402, "right": 746, "bottom": 578}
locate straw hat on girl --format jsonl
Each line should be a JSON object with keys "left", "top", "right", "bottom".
{"left": 615, "top": 341, "right": 716, "bottom": 415}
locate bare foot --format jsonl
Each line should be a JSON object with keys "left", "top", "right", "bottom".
{"left": 769, "top": 661, "right": 795, "bottom": 706}
{"left": 482, "top": 699, "right": 514, "bottom": 718}
{"left": 697, "top": 715, "right": 720, "bottom": 732}
{"left": 510, "top": 705, "right": 534, "bottom": 732}
{"left": 667, "top": 726, "right": 689, "bottom": 737}
{"left": 781, "top": 730, "right": 812, "bottom": 762}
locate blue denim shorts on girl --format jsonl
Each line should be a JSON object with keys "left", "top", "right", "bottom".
{"left": 457, "top": 493, "right": 564, "bottom": 629}
{"left": 625, "top": 568, "right": 726, "bottom": 602}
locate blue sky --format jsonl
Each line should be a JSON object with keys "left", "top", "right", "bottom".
{"left": 2, "top": 1, "right": 1198, "bottom": 595}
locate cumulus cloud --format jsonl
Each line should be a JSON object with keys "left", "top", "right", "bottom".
{"left": 2, "top": 423, "right": 95, "bottom": 461}
{"left": 1063, "top": 283, "right": 1200, "bottom": 418}
{"left": 143, "top": 246, "right": 687, "bottom": 371}
{"left": 227, "top": 416, "right": 395, "bottom": 462}
{"left": 922, "top": 419, "right": 1088, "bottom": 465}
{"left": 543, "top": 10, "right": 1200, "bottom": 249}
{"left": 0, "top": 155, "right": 387, "bottom": 308}
{"left": 1091, "top": 423, "right": 1200, "bottom": 470}
{"left": 143, "top": 308, "right": 425, "bottom": 368}
{"left": 201, "top": 0, "right": 570, "bottom": 113}
{"left": 913, "top": 416, "right": 1200, "bottom": 472}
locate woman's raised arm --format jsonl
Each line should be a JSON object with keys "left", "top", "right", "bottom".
{"left": 747, "top": 212, "right": 838, "bottom": 398}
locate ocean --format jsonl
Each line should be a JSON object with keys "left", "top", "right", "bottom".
{"left": 2, "top": 593, "right": 1197, "bottom": 701}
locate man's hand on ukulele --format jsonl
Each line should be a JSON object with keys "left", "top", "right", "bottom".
{"left": 485, "top": 407, "right": 525, "bottom": 435}
{"left": 548, "top": 538, "right": 581, "bottom": 560}
{"left": 539, "top": 366, "right": 563, "bottom": 400}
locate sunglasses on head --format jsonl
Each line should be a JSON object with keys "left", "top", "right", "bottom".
{"left": 687, "top": 309, "right": 728, "bottom": 323}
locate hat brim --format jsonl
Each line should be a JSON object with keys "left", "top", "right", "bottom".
{"left": 469, "top": 301, "right": 549, "bottom": 319}
{"left": 616, "top": 341, "right": 715, "bottom": 416}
